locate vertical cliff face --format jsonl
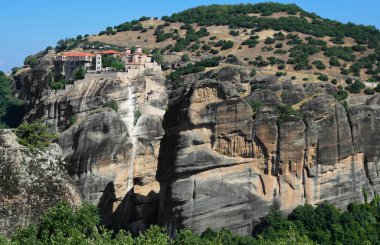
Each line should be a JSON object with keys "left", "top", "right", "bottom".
{"left": 157, "top": 79, "right": 380, "bottom": 235}
{"left": 0, "top": 130, "right": 82, "bottom": 236}
{"left": 26, "top": 68, "right": 167, "bottom": 231}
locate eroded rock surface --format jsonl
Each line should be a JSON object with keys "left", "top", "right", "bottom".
{"left": 0, "top": 130, "right": 81, "bottom": 236}
{"left": 157, "top": 79, "right": 380, "bottom": 235}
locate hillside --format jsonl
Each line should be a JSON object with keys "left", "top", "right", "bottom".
{"left": 49, "top": 3, "right": 380, "bottom": 92}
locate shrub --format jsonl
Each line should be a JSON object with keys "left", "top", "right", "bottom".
{"left": 229, "top": 30, "right": 239, "bottom": 36}
{"left": 364, "top": 88, "right": 375, "bottom": 95}
{"left": 74, "top": 67, "right": 86, "bottom": 80}
{"left": 331, "top": 79, "right": 338, "bottom": 85}
{"left": 334, "top": 89, "right": 348, "bottom": 101}
{"left": 242, "top": 35, "right": 259, "bottom": 48}
{"left": 291, "top": 76, "right": 297, "bottom": 80}
{"left": 317, "top": 73, "right": 329, "bottom": 81}
{"left": 347, "top": 80, "right": 365, "bottom": 93}
{"left": 68, "top": 116, "right": 77, "bottom": 127}
{"left": 181, "top": 54, "right": 190, "bottom": 62}
{"left": 312, "top": 60, "right": 326, "bottom": 70}
{"left": 247, "top": 100, "right": 263, "bottom": 112}
{"left": 134, "top": 110, "right": 142, "bottom": 125}
{"left": 16, "top": 120, "right": 56, "bottom": 149}
{"left": 264, "top": 37, "right": 276, "bottom": 45}
{"left": 276, "top": 104, "right": 303, "bottom": 122}
{"left": 220, "top": 40, "right": 234, "bottom": 50}
{"left": 104, "top": 100, "right": 118, "bottom": 112}
{"left": 329, "top": 57, "right": 341, "bottom": 67}
{"left": 250, "top": 69, "right": 257, "bottom": 77}
{"left": 346, "top": 78, "right": 353, "bottom": 84}
{"left": 226, "top": 54, "right": 239, "bottom": 64}
{"left": 376, "top": 84, "right": 380, "bottom": 93}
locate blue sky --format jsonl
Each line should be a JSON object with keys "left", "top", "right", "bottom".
{"left": 0, "top": 0, "right": 379, "bottom": 72}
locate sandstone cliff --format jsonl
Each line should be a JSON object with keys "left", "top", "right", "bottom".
{"left": 0, "top": 130, "right": 82, "bottom": 236}
{"left": 157, "top": 77, "right": 380, "bottom": 235}
{"left": 24, "top": 67, "right": 167, "bottom": 231}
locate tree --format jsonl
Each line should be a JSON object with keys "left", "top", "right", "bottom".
{"left": 0, "top": 72, "right": 23, "bottom": 128}
{"left": 16, "top": 120, "right": 56, "bottom": 149}
{"left": 74, "top": 66, "right": 85, "bottom": 80}
{"left": 329, "top": 56, "right": 341, "bottom": 67}
{"left": 181, "top": 54, "right": 190, "bottom": 62}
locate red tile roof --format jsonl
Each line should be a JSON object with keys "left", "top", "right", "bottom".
{"left": 99, "top": 50, "right": 121, "bottom": 55}
{"left": 62, "top": 52, "right": 96, "bottom": 57}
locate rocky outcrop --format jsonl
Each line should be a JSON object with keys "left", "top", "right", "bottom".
{"left": 0, "top": 130, "right": 81, "bottom": 236}
{"left": 157, "top": 79, "right": 380, "bottom": 235}
{"left": 26, "top": 68, "right": 167, "bottom": 232}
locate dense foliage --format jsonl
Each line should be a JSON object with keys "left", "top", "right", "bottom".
{"left": 166, "top": 3, "right": 380, "bottom": 47}
{"left": 5, "top": 197, "right": 380, "bottom": 245}
{"left": 15, "top": 120, "right": 56, "bottom": 149}
{"left": 168, "top": 57, "right": 220, "bottom": 83}
{"left": 1, "top": 201, "right": 314, "bottom": 245}
{"left": 0, "top": 72, "right": 23, "bottom": 128}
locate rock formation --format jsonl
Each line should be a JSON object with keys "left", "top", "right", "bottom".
{"left": 25, "top": 67, "right": 167, "bottom": 231}
{"left": 0, "top": 129, "right": 81, "bottom": 236}
{"left": 157, "top": 78, "right": 380, "bottom": 235}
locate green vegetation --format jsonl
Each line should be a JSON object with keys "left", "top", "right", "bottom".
{"left": 134, "top": 110, "right": 142, "bottom": 125}
{"left": 364, "top": 88, "right": 376, "bottom": 95}
{"left": 104, "top": 100, "right": 119, "bottom": 112}
{"left": 181, "top": 54, "right": 190, "bottom": 62}
{"left": 334, "top": 89, "right": 349, "bottom": 101}
{"left": 317, "top": 73, "right": 329, "bottom": 81}
{"left": 312, "top": 60, "right": 326, "bottom": 70}
{"left": 102, "top": 56, "right": 124, "bottom": 71}
{"left": 4, "top": 193, "right": 380, "bottom": 245}
{"left": 16, "top": 120, "right": 56, "bottom": 149}
{"left": 68, "top": 116, "right": 77, "bottom": 127}
{"left": 229, "top": 30, "right": 240, "bottom": 36}
{"left": 346, "top": 80, "right": 365, "bottom": 93}
{"left": 168, "top": 57, "right": 220, "bottom": 82}
{"left": 0, "top": 72, "right": 23, "bottom": 128}
{"left": 74, "top": 66, "right": 85, "bottom": 80}
{"left": 255, "top": 196, "right": 380, "bottom": 245}
{"left": 247, "top": 99, "right": 263, "bottom": 112}
{"left": 276, "top": 104, "right": 303, "bottom": 122}
{"left": 329, "top": 57, "right": 341, "bottom": 67}
{"left": 166, "top": 3, "right": 380, "bottom": 48}
{"left": 4, "top": 201, "right": 314, "bottom": 245}
{"left": 242, "top": 35, "right": 259, "bottom": 48}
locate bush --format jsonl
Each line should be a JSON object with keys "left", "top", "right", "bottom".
{"left": 347, "top": 80, "right": 365, "bottom": 93}
{"left": 329, "top": 57, "right": 341, "bottom": 67}
{"left": 104, "top": 100, "right": 119, "bottom": 112}
{"left": 181, "top": 54, "right": 190, "bottom": 62}
{"left": 74, "top": 67, "right": 86, "bottom": 80}
{"left": 317, "top": 73, "right": 329, "bottom": 81}
{"left": 250, "top": 69, "right": 257, "bottom": 77}
{"left": 134, "top": 110, "right": 142, "bottom": 125}
{"left": 264, "top": 37, "right": 276, "bottom": 44}
{"left": 220, "top": 40, "right": 234, "bottom": 50}
{"left": 276, "top": 104, "right": 303, "bottom": 122}
{"left": 16, "top": 120, "right": 56, "bottom": 149}
{"left": 226, "top": 54, "right": 239, "bottom": 64}
{"left": 364, "top": 88, "right": 375, "bottom": 95}
{"left": 334, "top": 89, "right": 348, "bottom": 101}
{"left": 229, "top": 30, "right": 239, "bottom": 36}
{"left": 331, "top": 79, "right": 338, "bottom": 85}
{"left": 312, "top": 60, "right": 326, "bottom": 70}
{"left": 376, "top": 84, "right": 380, "bottom": 93}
